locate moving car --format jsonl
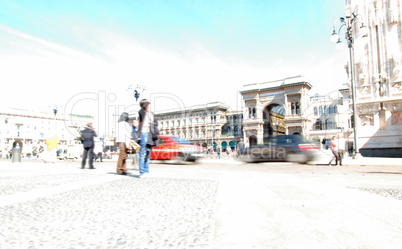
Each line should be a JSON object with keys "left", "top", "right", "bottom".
{"left": 150, "top": 135, "right": 204, "bottom": 162}
{"left": 238, "top": 135, "right": 318, "bottom": 164}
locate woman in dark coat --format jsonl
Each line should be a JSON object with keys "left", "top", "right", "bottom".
{"left": 137, "top": 99, "right": 159, "bottom": 178}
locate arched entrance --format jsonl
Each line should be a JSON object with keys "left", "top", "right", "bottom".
{"left": 229, "top": 141, "right": 235, "bottom": 149}
{"left": 263, "top": 104, "right": 285, "bottom": 141}
{"left": 221, "top": 141, "right": 227, "bottom": 149}
{"left": 249, "top": 135, "right": 257, "bottom": 146}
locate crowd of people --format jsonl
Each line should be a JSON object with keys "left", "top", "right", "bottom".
{"left": 79, "top": 99, "right": 159, "bottom": 178}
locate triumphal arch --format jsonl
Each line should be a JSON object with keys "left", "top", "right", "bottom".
{"left": 240, "top": 76, "right": 312, "bottom": 146}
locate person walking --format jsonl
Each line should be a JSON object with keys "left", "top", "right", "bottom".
{"left": 227, "top": 146, "right": 232, "bottom": 158}
{"left": 328, "top": 136, "right": 340, "bottom": 166}
{"left": 337, "top": 135, "right": 346, "bottom": 166}
{"left": 131, "top": 119, "right": 140, "bottom": 170}
{"left": 116, "top": 112, "right": 132, "bottom": 175}
{"left": 80, "top": 122, "right": 97, "bottom": 169}
{"left": 138, "top": 99, "right": 159, "bottom": 178}
{"left": 216, "top": 146, "right": 221, "bottom": 159}
{"left": 94, "top": 138, "right": 103, "bottom": 162}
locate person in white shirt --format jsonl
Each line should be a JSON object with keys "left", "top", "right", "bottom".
{"left": 337, "top": 135, "right": 346, "bottom": 166}
{"left": 116, "top": 112, "right": 132, "bottom": 175}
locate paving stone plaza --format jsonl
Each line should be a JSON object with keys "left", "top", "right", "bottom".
{"left": 1, "top": 158, "right": 402, "bottom": 249}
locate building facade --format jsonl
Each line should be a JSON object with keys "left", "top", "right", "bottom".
{"left": 240, "top": 76, "right": 313, "bottom": 146}
{"left": 307, "top": 90, "right": 353, "bottom": 152}
{"left": 0, "top": 107, "right": 93, "bottom": 157}
{"left": 345, "top": 0, "right": 402, "bottom": 156}
{"left": 155, "top": 102, "right": 243, "bottom": 150}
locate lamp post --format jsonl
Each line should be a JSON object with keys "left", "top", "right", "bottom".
{"left": 331, "top": 11, "right": 367, "bottom": 159}
{"left": 128, "top": 84, "right": 147, "bottom": 102}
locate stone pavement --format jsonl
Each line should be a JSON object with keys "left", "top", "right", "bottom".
{"left": 1, "top": 159, "right": 402, "bottom": 249}
{"left": 310, "top": 149, "right": 402, "bottom": 166}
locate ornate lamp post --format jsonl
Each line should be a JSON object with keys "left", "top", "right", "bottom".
{"left": 128, "top": 84, "right": 147, "bottom": 102}
{"left": 331, "top": 10, "right": 367, "bottom": 159}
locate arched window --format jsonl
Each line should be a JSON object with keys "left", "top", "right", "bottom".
{"left": 334, "top": 105, "right": 338, "bottom": 113}
{"left": 315, "top": 120, "right": 322, "bottom": 130}
{"left": 319, "top": 106, "right": 323, "bottom": 115}
{"left": 329, "top": 105, "right": 334, "bottom": 114}
{"left": 314, "top": 107, "right": 318, "bottom": 116}
{"left": 324, "top": 106, "right": 329, "bottom": 115}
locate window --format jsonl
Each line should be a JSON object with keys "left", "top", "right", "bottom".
{"left": 315, "top": 120, "right": 322, "bottom": 130}
{"left": 334, "top": 105, "right": 338, "bottom": 113}
{"left": 291, "top": 102, "right": 295, "bottom": 115}
{"left": 158, "top": 137, "right": 167, "bottom": 145}
{"left": 319, "top": 106, "right": 323, "bottom": 115}
{"left": 325, "top": 119, "right": 334, "bottom": 130}
{"left": 314, "top": 107, "right": 318, "bottom": 116}
{"left": 296, "top": 102, "right": 300, "bottom": 114}
{"left": 324, "top": 106, "right": 329, "bottom": 115}
{"left": 329, "top": 106, "right": 334, "bottom": 114}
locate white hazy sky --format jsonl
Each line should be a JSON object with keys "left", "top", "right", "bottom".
{"left": 0, "top": 0, "right": 349, "bottom": 117}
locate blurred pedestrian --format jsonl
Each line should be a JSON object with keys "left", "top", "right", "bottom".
{"left": 45, "top": 135, "right": 57, "bottom": 163}
{"left": 138, "top": 99, "right": 159, "bottom": 178}
{"left": 216, "top": 146, "right": 221, "bottom": 159}
{"left": 94, "top": 138, "right": 103, "bottom": 162}
{"left": 116, "top": 112, "right": 132, "bottom": 175}
{"left": 32, "top": 146, "right": 38, "bottom": 159}
{"left": 227, "top": 146, "right": 232, "bottom": 158}
{"left": 328, "top": 136, "right": 340, "bottom": 166}
{"left": 80, "top": 122, "right": 97, "bottom": 169}
{"left": 337, "top": 135, "right": 345, "bottom": 166}
{"left": 131, "top": 119, "right": 140, "bottom": 170}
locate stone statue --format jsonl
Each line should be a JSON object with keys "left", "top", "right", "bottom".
{"left": 360, "top": 115, "right": 374, "bottom": 126}
{"left": 393, "top": 55, "right": 402, "bottom": 82}
{"left": 359, "top": 61, "right": 368, "bottom": 85}
{"left": 389, "top": 0, "right": 399, "bottom": 24}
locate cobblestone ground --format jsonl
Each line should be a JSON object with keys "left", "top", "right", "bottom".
{"left": 0, "top": 175, "right": 218, "bottom": 249}
{"left": 351, "top": 187, "right": 402, "bottom": 200}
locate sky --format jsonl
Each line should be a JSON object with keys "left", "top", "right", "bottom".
{"left": 0, "top": 0, "right": 349, "bottom": 117}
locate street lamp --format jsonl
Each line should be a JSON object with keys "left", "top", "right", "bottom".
{"left": 128, "top": 84, "right": 147, "bottom": 102}
{"left": 331, "top": 11, "right": 367, "bottom": 159}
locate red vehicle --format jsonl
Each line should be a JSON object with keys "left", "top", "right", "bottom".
{"left": 150, "top": 136, "right": 205, "bottom": 162}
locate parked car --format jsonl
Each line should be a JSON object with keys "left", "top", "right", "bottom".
{"left": 150, "top": 136, "right": 205, "bottom": 162}
{"left": 238, "top": 135, "right": 318, "bottom": 164}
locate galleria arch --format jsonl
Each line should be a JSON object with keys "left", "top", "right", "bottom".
{"left": 240, "top": 76, "right": 312, "bottom": 146}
